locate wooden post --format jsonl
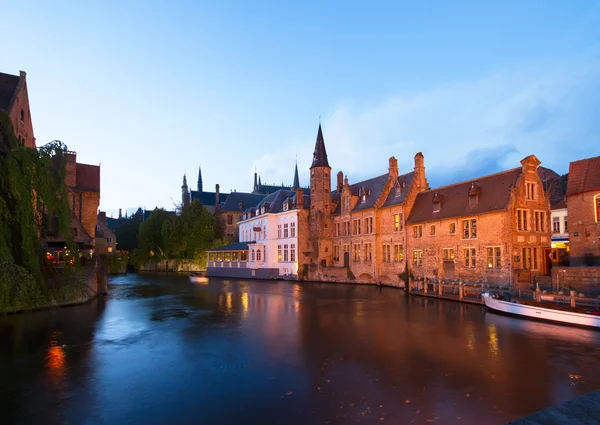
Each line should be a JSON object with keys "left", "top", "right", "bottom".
{"left": 423, "top": 278, "right": 428, "bottom": 294}
{"left": 570, "top": 290, "right": 576, "bottom": 308}
{"left": 438, "top": 282, "right": 443, "bottom": 296}
{"left": 459, "top": 280, "right": 463, "bottom": 300}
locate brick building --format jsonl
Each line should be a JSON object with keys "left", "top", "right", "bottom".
{"left": 406, "top": 155, "right": 551, "bottom": 287}
{"left": 95, "top": 211, "right": 117, "bottom": 255}
{"left": 0, "top": 70, "right": 36, "bottom": 148}
{"left": 566, "top": 155, "right": 600, "bottom": 266}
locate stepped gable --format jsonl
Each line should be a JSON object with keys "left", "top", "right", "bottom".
{"left": 567, "top": 155, "right": 600, "bottom": 196}
{"left": 406, "top": 168, "right": 522, "bottom": 224}
{"left": 0, "top": 72, "right": 19, "bottom": 111}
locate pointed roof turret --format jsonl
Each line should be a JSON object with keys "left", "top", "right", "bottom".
{"left": 292, "top": 161, "right": 300, "bottom": 189}
{"left": 311, "top": 123, "right": 330, "bottom": 169}
{"left": 182, "top": 173, "right": 188, "bottom": 188}
{"left": 258, "top": 175, "right": 262, "bottom": 188}
{"left": 197, "top": 166, "right": 203, "bottom": 193}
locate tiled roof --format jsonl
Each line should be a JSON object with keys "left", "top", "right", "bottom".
{"left": 76, "top": 163, "right": 100, "bottom": 192}
{"left": 406, "top": 168, "right": 522, "bottom": 224}
{"left": 208, "top": 241, "right": 254, "bottom": 252}
{"left": 566, "top": 155, "right": 600, "bottom": 196}
{"left": 543, "top": 173, "right": 568, "bottom": 208}
{"left": 332, "top": 171, "right": 407, "bottom": 215}
{"left": 190, "top": 190, "right": 229, "bottom": 206}
{"left": 256, "top": 189, "right": 297, "bottom": 213}
{"left": 311, "top": 124, "right": 330, "bottom": 168}
{"left": 0, "top": 72, "right": 19, "bottom": 111}
{"left": 256, "top": 183, "right": 293, "bottom": 194}
{"left": 381, "top": 172, "right": 415, "bottom": 208}
{"left": 220, "top": 191, "right": 265, "bottom": 212}
{"left": 106, "top": 217, "right": 121, "bottom": 232}
{"left": 552, "top": 198, "right": 567, "bottom": 210}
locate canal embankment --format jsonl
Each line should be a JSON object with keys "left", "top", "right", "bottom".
{"left": 507, "top": 389, "right": 600, "bottom": 424}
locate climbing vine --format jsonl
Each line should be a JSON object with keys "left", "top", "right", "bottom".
{"left": 0, "top": 112, "right": 77, "bottom": 310}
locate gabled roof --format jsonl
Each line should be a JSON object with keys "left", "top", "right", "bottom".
{"left": 0, "top": 72, "right": 20, "bottom": 112}
{"left": 190, "top": 190, "right": 229, "bottom": 206}
{"left": 566, "top": 155, "right": 600, "bottom": 196}
{"left": 220, "top": 191, "right": 265, "bottom": 212}
{"left": 76, "top": 163, "right": 100, "bottom": 192}
{"left": 310, "top": 124, "right": 330, "bottom": 168}
{"left": 406, "top": 168, "right": 522, "bottom": 224}
{"left": 381, "top": 172, "right": 415, "bottom": 208}
{"left": 255, "top": 189, "right": 297, "bottom": 213}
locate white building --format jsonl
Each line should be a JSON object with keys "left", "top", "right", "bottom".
{"left": 551, "top": 199, "right": 569, "bottom": 263}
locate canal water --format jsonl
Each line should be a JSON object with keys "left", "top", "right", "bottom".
{"left": 1, "top": 274, "right": 599, "bottom": 425}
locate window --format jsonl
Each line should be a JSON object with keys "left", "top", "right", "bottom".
{"left": 284, "top": 223, "right": 289, "bottom": 238}
{"left": 20, "top": 109, "right": 24, "bottom": 122}
{"left": 283, "top": 245, "right": 289, "bottom": 262}
{"left": 394, "top": 213, "right": 401, "bottom": 231}
{"left": 290, "top": 222, "right": 296, "bottom": 237}
{"left": 534, "top": 211, "right": 545, "bottom": 232}
{"left": 344, "top": 221, "right": 350, "bottom": 236}
{"left": 233, "top": 252, "right": 239, "bottom": 261}
{"left": 382, "top": 245, "right": 391, "bottom": 262}
{"left": 596, "top": 196, "right": 600, "bottom": 222}
{"left": 365, "top": 217, "right": 373, "bottom": 234}
{"left": 468, "top": 195, "right": 478, "bottom": 207}
{"left": 278, "top": 245, "right": 282, "bottom": 262}
{"left": 343, "top": 196, "right": 350, "bottom": 210}
{"left": 395, "top": 186, "right": 402, "bottom": 197}
{"left": 364, "top": 243, "right": 372, "bottom": 261}
{"left": 464, "top": 248, "right": 476, "bottom": 268}
{"left": 106, "top": 237, "right": 112, "bottom": 243}
{"left": 353, "top": 219, "right": 361, "bottom": 235}
{"left": 343, "top": 244, "right": 350, "bottom": 256}
{"left": 353, "top": 244, "right": 361, "bottom": 261}
{"left": 412, "top": 250, "right": 423, "bottom": 266}
{"left": 487, "top": 247, "right": 501, "bottom": 269}
{"left": 283, "top": 203, "right": 288, "bottom": 211}
{"left": 257, "top": 249, "right": 262, "bottom": 261}
{"left": 413, "top": 225, "right": 423, "bottom": 238}
{"left": 251, "top": 249, "right": 255, "bottom": 261}
{"left": 522, "top": 247, "right": 538, "bottom": 270}
{"left": 517, "top": 209, "right": 528, "bottom": 231}
{"left": 430, "top": 225, "right": 435, "bottom": 236}
{"left": 73, "top": 227, "right": 78, "bottom": 236}
{"left": 277, "top": 224, "right": 282, "bottom": 238}
{"left": 334, "top": 245, "right": 340, "bottom": 261}
{"left": 241, "top": 251, "right": 247, "bottom": 261}
{"left": 443, "top": 248, "right": 454, "bottom": 260}
{"left": 290, "top": 244, "right": 296, "bottom": 262}
{"left": 564, "top": 215, "right": 568, "bottom": 232}
{"left": 227, "top": 215, "right": 233, "bottom": 225}
{"left": 462, "top": 219, "right": 477, "bottom": 238}
{"left": 526, "top": 182, "right": 535, "bottom": 200}
{"left": 449, "top": 223, "right": 456, "bottom": 234}
{"left": 336, "top": 222, "right": 341, "bottom": 237}
{"left": 361, "top": 192, "right": 367, "bottom": 203}
{"left": 433, "top": 201, "right": 440, "bottom": 212}
{"left": 394, "top": 244, "right": 403, "bottom": 262}
{"left": 552, "top": 216, "right": 560, "bottom": 233}
{"left": 225, "top": 252, "right": 231, "bottom": 261}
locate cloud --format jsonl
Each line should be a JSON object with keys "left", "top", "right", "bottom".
{"left": 254, "top": 48, "right": 600, "bottom": 190}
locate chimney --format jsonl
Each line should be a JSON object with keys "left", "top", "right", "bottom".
{"left": 295, "top": 188, "right": 304, "bottom": 210}
{"left": 414, "top": 152, "right": 427, "bottom": 191}
{"left": 337, "top": 171, "right": 344, "bottom": 193}
{"left": 118, "top": 208, "right": 122, "bottom": 220}
{"left": 65, "top": 152, "right": 77, "bottom": 188}
{"left": 99, "top": 211, "right": 107, "bottom": 224}
{"left": 215, "top": 184, "right": 220, "bottom": 208}
{"left": 388, "top": 156, "right": 398, "bottom": 179}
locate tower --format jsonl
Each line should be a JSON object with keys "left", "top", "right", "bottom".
{"left": 197, "top": 166, "right": 203, "bottom": 193}
{"left": 182, "top": 174, "right": 190, "bottom": 209}
{"left": 292, "top": 160, "right": 300, "bottom": 190}
{"left": 309, "top": 123, "right": 333, "bottom": 266}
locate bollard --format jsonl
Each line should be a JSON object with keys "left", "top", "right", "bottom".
{"left": 570, "top": 290, "right": 576, "bottom": 308}
{"left": 438, "top": 282, "right": 443, "bottom": 296}
{"left": 424, "top": 278, "right": 428, "bottom": 294}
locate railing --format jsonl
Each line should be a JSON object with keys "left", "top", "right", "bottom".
{"left": 207, "top": 261, "right": 248, "bottom": 269}
{"left": 408, "top": 278, "right": 510, "bottom": 304}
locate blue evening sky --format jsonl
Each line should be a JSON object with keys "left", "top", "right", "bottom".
{"left": 2, "top": 1, "right": 600, "bottom": 214}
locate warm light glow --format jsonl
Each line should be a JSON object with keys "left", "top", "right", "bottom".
{"left": 226, "top": 292, "right": 233, "bottom": 311}
{"left": 241, "top": 292, "right": 249, "bottom": 316}
{"left": 488, "top": 324, "right": 499, "bottom": 357}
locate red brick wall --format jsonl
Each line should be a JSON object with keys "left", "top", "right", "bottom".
{"left": 567, "top": 191, "right": 600, "bottom": 266}
{"left": 309, "top": 166, "right": 333, "bottom": 266}
{"left": 8, "top": 72, "right": 36, "bottom": 149}
{"left": 551, "top": 266, "right": 600, "bottom": 295}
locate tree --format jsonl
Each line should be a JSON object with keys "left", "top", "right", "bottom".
{"left": 116, "top": 214, "right": 143, "bottom": 252}
{"left": 138, "top": 208, "right": 173, "bottom": 259}
{"left": 170, "top": 200, "right": 215, "bottom": 259}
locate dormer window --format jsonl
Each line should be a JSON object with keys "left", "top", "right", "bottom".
{"left": 343, "top": 196, "right": 350, "bottom": 210}
{"left": 432, "top": 192, "right": 442, "bottom": 213}
{"left": 468, "top": 183, "right": 480, "bottom": 207}
{"left": 283, "top": 203, "right": 289, "bottom": 211}
{"left": 260, "top": 206, "right": 265, "bottom": 214}
{"left": 255, "top": 208, "right": 259, "bottom": 215}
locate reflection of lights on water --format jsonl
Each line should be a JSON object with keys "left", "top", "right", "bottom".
{"left": 242, "top": 292, "right": 249, "bottom": 316}
{"left": 488, "top": 324, "right": 499, "bottom": 357}
{"left": 466, "top": 326, "right": 475, "bottom": 352}
{"left": 226, "top": 292, "right": 233, "bottom": 311}
{"left": 569, "top": 373, "right": 584, "bottom": 386}
{"left": 46, "top": 333, "right": 67, "bottom": 391}
{"left": 294, "top": 301, "right": 300, "bottom": 314}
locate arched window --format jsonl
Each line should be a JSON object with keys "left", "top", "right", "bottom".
{"left": 595, "top": 194, "right": 600, "bottom": 222}
{"left": 257, "top": 249, "right": 262, "bottom": 261}
{"left": 251, "top": 249, "right": 255, "bottom": 261}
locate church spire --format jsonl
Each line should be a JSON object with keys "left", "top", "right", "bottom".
{"left": 182, "top": 173, "right": 188, "bottom": 188}
{"left": 197, "top": 166, "right": 203, "bottom": 193}
{"left": 292, "top": 160, "right": 300, "bottom": 189}
{"left": 311, "top": 123, "right": 330, "bottom": 169}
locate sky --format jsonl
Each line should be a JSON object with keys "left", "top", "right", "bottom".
{"left": 2, "top": 1, "right": 600, "bottom": 215}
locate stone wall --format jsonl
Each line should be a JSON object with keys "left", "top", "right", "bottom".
{"left": 139, "top": 259, "right": 205, "bottom": 272}
{"left": 567, "top": 191, "right": 600, "bottom": 266}
{"left": 551, "top": 266, "right": 600, "bottom": 295}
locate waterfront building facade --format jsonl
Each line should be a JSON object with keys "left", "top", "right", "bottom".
{"left": 406, "top": 155, "right": 551, "bottom": 287}
{"left": 0, "top": 70, "right": 36, "bottom": 148}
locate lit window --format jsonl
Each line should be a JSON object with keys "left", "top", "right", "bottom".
{"left": 487, "top": 247, "right": 501, "bottom": 269}
{"left": 394, "top": 244, "right": 403, "bottom": 262}
{"left": 462, "top": 219, "right": 477, "bottom": 238}
{"left": 449, "top": 223, "right": 456, "bottom": 234}
{"left": 412, "top": 250, "right": 423, "bottom": 266}
{"left": 443, "top": 248, "right": 454, "bottom": 260}
{"left": 430, "top": 225, "right": 435, "bottom": 236}
{"left": 464, "top": 248, "right": 476, "bottom": 268}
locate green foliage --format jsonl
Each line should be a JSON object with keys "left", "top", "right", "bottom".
{"left": 116, "top": 214, "right": 143, "bottom": 252}
{"left": 0, "top": 112, "right": 75, "bottom": 283}
{"left": 0, "top": 262, "right": 46, "bottom": 313}
{"left": 138, "top": 208, "right": 173, "bottom": 258}
{"left": 102, "top": 253, "right": 129, "bottom": 274}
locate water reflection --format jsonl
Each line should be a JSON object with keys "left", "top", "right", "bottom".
{"left": 0, "top": 275, "right": 599, "bottom": 425}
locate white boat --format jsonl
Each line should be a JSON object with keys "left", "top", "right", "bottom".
{"left": 190, "top": 272, "right": 208, "bottom": 283}
{"left": 482, "top": 293, "right": 600, "bottom": 329}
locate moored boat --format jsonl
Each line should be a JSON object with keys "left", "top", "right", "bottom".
{"left": 482, "top": 293, "right": 600, "bottom": 329}
{"left": 190, "top": 272, "right": 209, "bottom": 283}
